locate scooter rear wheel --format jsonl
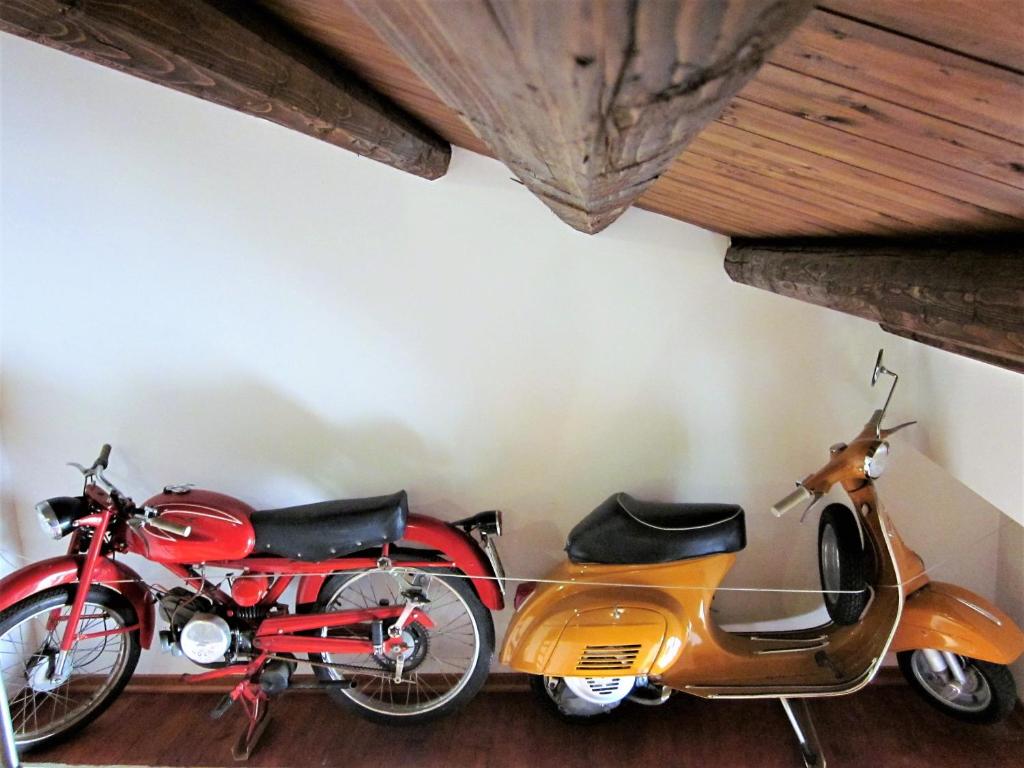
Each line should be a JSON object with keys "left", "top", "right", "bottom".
{"left": 529, "top": 675, "right": 625, "bottom": 723}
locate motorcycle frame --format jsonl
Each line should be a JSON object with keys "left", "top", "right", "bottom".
{"left": 0, "top": 489, "right": 504, "bottom": 679}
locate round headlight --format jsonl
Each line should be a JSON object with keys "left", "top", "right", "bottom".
{"left": 35, "top": 501, "right": 64, "bottom": 540}
{"left": 33, "top": 496, "right": 86, "bottom": 540}
{"left": 864, "top": 442, "right": 890, "bottom": 479}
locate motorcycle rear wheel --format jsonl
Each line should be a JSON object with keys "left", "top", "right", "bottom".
{"left": 0, "top": 586, "right": 140, "bottom": 751}
{"left": 310, "top": 567, "right": 493, "bottom": 724}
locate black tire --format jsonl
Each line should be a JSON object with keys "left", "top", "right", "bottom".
{"left": 529, "top": 675, "right": 623, "bottom": 724}
{"left": 818, "top": 504, "right": 869, "bottom": 625}
{"left": 311, "top": 567, "right": 494, "bottom": 725}
{"left": 0, "top": 586, "right": 141, "bottom": 752}
{"left": 898, "top": 651, "right": 1018, "bottom": 724}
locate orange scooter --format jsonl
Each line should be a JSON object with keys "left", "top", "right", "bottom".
{"left": 501, "top": 351, "right": 1023, "bottom": 767}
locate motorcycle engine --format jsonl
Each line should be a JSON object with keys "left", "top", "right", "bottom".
{"left": 158, "top": 587, "right": 253, "bottom": 667}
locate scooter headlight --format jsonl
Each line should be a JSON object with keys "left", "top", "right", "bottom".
{"left": 34, "top": 497, "right": 87, "bottom": 540}
{"left": 864, "top": 442, "right": 890, "bottom": 479}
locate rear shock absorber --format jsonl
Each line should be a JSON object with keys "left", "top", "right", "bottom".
{"left": 371, "top": 619, "right": 384, "bottom": 655}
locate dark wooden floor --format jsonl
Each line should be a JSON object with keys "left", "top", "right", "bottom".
{"left": 27, "top": 684, "right": 1024, "bottom": 768}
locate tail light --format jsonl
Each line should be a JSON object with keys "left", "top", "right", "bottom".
{"left": 514, "top": 581, "right": 538, "bottom": 610}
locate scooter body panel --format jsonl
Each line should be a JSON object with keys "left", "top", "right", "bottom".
{"left": 891, "top": 581, "right": 1024, "bottom": 664}
{"left": 501, "top": 555, "right": 730, "bottom": 677}
{"left": 504, "top": 482, "right": 906, "bottom": 697}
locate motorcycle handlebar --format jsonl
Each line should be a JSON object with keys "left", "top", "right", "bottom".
{"left": 771, "top": 485, "right": 813, "bottom": 518}
{"left": 147, "top": 516, "right": 192, "bottom": 538}
{"left": 95, "top": 444, "right": 111, "bottom": 470}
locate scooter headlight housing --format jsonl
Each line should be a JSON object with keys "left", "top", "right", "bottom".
{"left": 35, "top": 497, "right": 88, "bottom": 540}
{"left": 864, "top": 442, "right": 890, "bottom": 479}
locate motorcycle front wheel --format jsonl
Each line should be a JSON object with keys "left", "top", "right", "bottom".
{"left": 310, "top": 567, "right": 493, "bottom": 724}
{"left": 897, "top": 650, "right": 1017, "bottom": 724}
{"left": 0, "top": 586, "right": 140, "bottom": 751}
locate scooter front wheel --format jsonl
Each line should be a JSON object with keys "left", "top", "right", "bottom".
{"left": 897, "top": 650, "right": 1017, "bottom": 724}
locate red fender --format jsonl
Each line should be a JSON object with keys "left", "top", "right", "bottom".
{"left": 296, "top": 514, "right": 505, "bottom": 610}
{"left": 0, "top": 555, "right": 155, "bottom": 649}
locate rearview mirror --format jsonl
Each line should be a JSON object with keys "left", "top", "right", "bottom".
{"left": 871, "top": 349, "right": 886, "bottom": 387}
{"left": 870, "top": 349, "right": 899, "bottom": 436}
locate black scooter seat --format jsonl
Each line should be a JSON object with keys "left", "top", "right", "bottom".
{"left": 565, "top": 492, "right": 746, "bottom": 565}
{"left": 250, "top": 491, "right": 408, "bottom": 561}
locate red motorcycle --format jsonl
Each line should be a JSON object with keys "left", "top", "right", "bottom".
{"left": 0, "top": 445, "right": 505, "bottom": 757}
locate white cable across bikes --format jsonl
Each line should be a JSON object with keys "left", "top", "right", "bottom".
{"left": 4, "top": 524, "right": 1006, "bottom": 597}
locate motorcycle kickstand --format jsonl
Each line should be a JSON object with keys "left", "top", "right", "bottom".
{"left": 230, "top": 682, "right": 271, "bottom": 762}
{"left": 779, "top": 697, "right": 826, "bottom": 768}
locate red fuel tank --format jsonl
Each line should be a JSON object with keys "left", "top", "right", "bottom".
{"left": 127, "top": 489, "right": 256, "bottom": 564}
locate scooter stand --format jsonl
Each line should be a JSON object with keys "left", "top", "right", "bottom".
{"left": 779, "top": 698, "right": 826, "bottom": 768}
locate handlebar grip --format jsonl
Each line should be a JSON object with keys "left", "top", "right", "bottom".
{"left": 771, "top": 485, "right": 813, "bottom": 518}
{"left": 148, "top": 516, "right": 192, "bottom": 537}
{"left": 96, "top": 444, "right": 111, "bottom": 470}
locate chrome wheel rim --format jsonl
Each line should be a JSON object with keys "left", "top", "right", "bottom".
{"left": 820, "top": 524, "right": 841, "bottom": 604}
{"left": 320, "top": 570, "right": 480, "bottom": 716}
{"left": 910, "top": 651, "right": 992, "bottom": 713}
{"left": 1, "top": 599, "right": 131, "bottom": 745}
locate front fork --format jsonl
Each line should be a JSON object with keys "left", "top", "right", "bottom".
{"left": 920, "top": 648, "right": 969, "bottom": 686}
{"left": 51, "top": 508, "right": 114, "bottom": 678}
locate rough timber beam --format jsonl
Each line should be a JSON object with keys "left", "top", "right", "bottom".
{"left": 349, "top": 0, "right": 814, "bottom": 233}
{"left": 725, "top": 236, "right": 1024, "bottom": 373}
{"left": 0, "top": 0, "right": 451, "bottom": 179}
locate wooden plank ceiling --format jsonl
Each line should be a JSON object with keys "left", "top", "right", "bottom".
{"left": 256, "top": 0, "right": 1024, "bottom": 237}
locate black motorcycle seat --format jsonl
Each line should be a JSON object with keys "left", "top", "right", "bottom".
{"left": 250, "top": 491, "right": 408, "bottom": 561}
{"left": 565, "top": 492, "right": 746, "bottom": 565}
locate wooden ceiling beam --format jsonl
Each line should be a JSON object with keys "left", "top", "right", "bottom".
{"left": 349, "top": 0, "right": 813, "bottom": 234}
{"left": 724, "top": 237, "right": 1024, "bottom": 372}
{"left": 0, "top": 0, "right": 450, "bottom": 179}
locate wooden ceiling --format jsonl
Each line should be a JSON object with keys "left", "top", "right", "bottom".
{"left": 4, "top": 1, "right": 1021, "bottom": 369}
{"left": 256, "top": 0, "right": 1024, "bottom": 237}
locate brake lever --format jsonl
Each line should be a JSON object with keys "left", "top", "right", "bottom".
{"left": 798, "top": 494, "right": 823, "bottom": 524}
{"left": 880, "top": 420, "right": 917, "bottom": 438}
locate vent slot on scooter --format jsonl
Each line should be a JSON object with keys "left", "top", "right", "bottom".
{"left": 576, "top": 644, "right": 642, "bottom": 672}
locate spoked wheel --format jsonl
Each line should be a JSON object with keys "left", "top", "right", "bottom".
{"left": 0, "top": 586, "right": 140, "bottom": 751}
{"left": 311, "top": 567, "right": 493, "bottom": 723}
{"left": 898, "top": 650, "right": 1017, "bottom": 724}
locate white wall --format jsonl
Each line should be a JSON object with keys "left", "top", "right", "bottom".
{"left": 2, "top": 34, "right": 1021, "bottom": 682}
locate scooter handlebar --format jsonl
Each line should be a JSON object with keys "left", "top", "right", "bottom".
{"left": 771, "top": 485, "right": 813, "bottom": 518}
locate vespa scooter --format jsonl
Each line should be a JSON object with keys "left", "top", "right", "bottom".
{"left": 501, "top": 351, "right": 1023, "bottom": 767}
